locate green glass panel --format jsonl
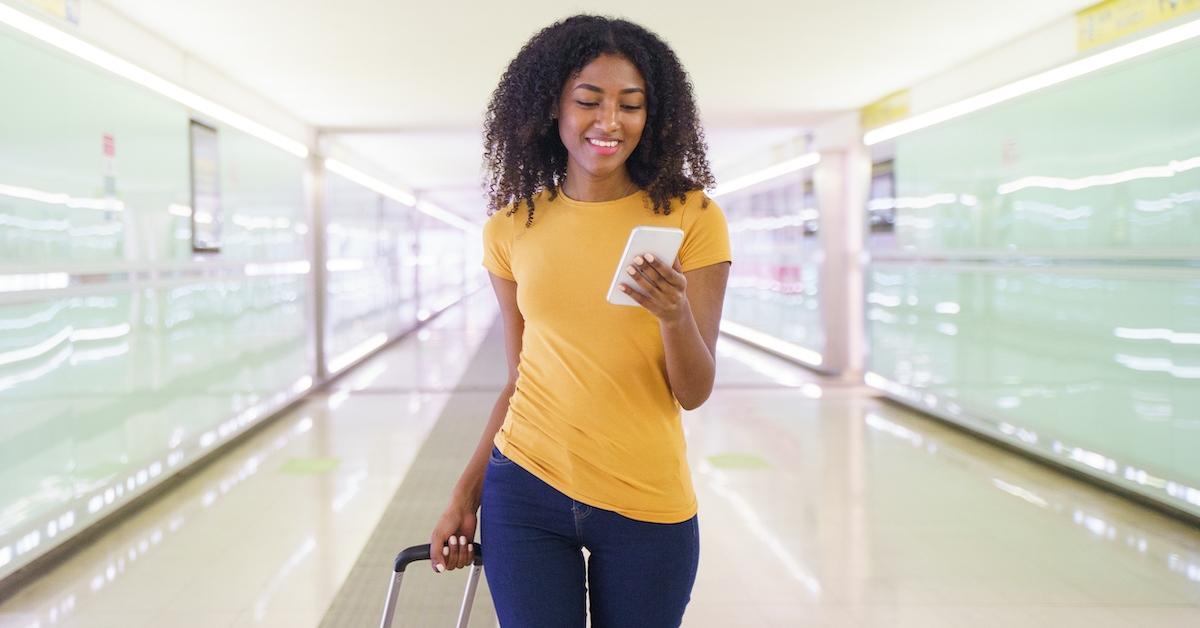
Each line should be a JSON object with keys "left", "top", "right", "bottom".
{"left": 722, "top": 178, "right": 824, "bottom": 355}
{"left": 417, "top": 221, "right": 467, "bottom": 317}
{"left": 0, "top": 27, "right": 312, "bottom": 579}
{"left": 870, "top": 39, "right": 1200, "bottom": 517}
{"left": 322, "top": 173, "right": 419, "bottom": 368}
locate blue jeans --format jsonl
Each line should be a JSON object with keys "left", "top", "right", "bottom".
{"left": 481, "top": 446, "right": 700, "bottom": 627}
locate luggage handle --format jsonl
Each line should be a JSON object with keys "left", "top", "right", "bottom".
{"left": 394, "top": 542, "right": 483, "bottom": 573}
{"left": 380, "top": 543, "right": 484, "bottom": 628}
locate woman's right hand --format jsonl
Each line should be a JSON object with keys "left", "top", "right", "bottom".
{"left": 428, "top": 501, "right": 477, "bottom": 573}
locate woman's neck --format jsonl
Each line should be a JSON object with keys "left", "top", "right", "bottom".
{"left": 561, "top": 168, "right": 636, "bottom": 202}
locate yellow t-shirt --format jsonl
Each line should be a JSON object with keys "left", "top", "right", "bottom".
{"left": 482, "top": 187, "right": 732, "bottom": 523}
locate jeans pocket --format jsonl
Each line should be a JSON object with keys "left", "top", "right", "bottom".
{"left": 489, "top": 446, "right": 514, "bottom": 466}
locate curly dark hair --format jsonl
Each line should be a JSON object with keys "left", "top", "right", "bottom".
{"left": 483, "top": 14, "right": 714, "bottom": 227}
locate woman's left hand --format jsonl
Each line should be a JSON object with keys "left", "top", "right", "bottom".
{"left": 619, "top": 254, "right": 689, "bottom": 325}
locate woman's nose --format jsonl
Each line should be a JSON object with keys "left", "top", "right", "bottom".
{"left": 596, "top": 104, "right": 620, "bottom": 130}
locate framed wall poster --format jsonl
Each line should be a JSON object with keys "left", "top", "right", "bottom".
{"left": 189, "top": 120, "right": 222, "bottom": 252}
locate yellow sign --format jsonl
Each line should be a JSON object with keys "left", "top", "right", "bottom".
{"left": 860, "top": 89, "right": 911, "bottom": 131}
{"left": 22, "top": 0, "right": 80, "bottom": 23}
{"left": 1077, "top": 0, "right": 1200, "bottom": 51}
{"left": 25, "top": 0, "right": 65, "bottom": 17}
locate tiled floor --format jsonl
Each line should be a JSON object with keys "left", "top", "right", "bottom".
{"left": 1, "top": 291, "right": 1199, "bottom": 627}
{"left": 684, "top": 345, "right": 1200, "bottom": 626}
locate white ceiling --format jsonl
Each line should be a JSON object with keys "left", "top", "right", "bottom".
{"left": 101, "top": 0, "right": 1096, "bottom": 219}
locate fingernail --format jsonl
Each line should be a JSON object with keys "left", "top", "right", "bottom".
{"left": 634, "top": 256, "right": 643, "bottom": 265}
{"left": 459, "top": 536, "right": 467, "bottom": 546}
{"left": 435, "top": 564, "right": 445, "bottom": 573}
{"left": 626, "top": 267, "right": 636, "bottom": 275}
{"left": 449, "top": 536, "right": 457, "bottom": 546}
{"left": 646, "top": 254, "right": 655, "bottom": 263}
{"left": 443, "top": 546, "right": 449, "bottom": 557}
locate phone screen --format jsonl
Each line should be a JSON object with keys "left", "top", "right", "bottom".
{"left": 606, "top": 226, "right": 685, "bottom": 306}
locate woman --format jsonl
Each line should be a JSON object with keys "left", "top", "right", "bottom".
{"left": 429, "top": 14, "right": 731, "bottom": 627}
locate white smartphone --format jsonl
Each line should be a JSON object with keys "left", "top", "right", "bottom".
{"left": 606, "top": 226, "right": 685, "bottom": 307}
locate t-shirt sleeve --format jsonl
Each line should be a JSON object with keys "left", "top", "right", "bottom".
{"left": 481, "top": 211, "right": 515, "bottom": 281}
{"left": 677, "top": 195, "right": 732, "bottom": 272}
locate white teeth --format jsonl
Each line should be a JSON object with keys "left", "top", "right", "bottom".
{"left": 588, "top": 139, "right": 618, "bottom": 148}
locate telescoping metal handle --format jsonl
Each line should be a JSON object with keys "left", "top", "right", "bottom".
{"left": 379, "top": 543, "right": 484, "bottom": 628}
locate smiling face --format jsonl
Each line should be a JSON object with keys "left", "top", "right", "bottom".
{"left": 556, "top": 54, "right": 648, "bottom": 185}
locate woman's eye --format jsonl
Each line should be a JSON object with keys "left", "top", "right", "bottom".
{"left": 575, "top": 101, "right": 599, "bottom": 107}
{"left": 621, "top": 105, "right": 643, "bottom": 111}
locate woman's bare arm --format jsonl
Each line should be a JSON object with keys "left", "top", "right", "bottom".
{"left": 659, "top": 261, "right": 729, "bottom": 409}
{"left": 620, "top": 255, "right": 730, "bottom": 410}
{"left": 430, "top": 272, "right": 523, "bottom": 572}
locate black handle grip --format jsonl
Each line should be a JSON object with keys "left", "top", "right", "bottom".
{"left": 393, "top": 543, "right": 483, "bottom": 573}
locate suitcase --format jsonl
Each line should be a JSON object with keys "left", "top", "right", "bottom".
{"left": 379, "top": 542, "right": 484, "bottom": 628}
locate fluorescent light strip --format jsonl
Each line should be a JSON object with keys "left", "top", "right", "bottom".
{"left": 712, "top": 152, "right": 821, "bottom": 198}
{"left": 1114, "top": 326, "right": 1200, "bottom": 345}
{"left": 0, "top": 4, "right": 308, "bottom": 158}
{"left": 324, "top": 258, "right": 365, "bottom": 272}
{"left": 243, "top": 261, "right": 311, "bottom": 277}
{"left": 418, "top": 199, "right": 480, "bottom": 233}
{"left": 867, "top": 193, "right": 979, "bottom": 211}
{"left": 324, "top": 158, "right": 417, "bottom": 206}
{"left": 864, "top": 17, "right": 1200, "bottom": 145}
{"left": 0, "top": 182, "right": 125, "bottom": 211}
{"left": 323, "top": 159, "right": 478, "bottom": 232}
{"left": 0, "top": 272, "right": 70, "bottom": 293}
{"left": 719, "top": 319, "right": 824, "bottom": 367}
{"left": 997, "top": 155, "right": 1200, "bottom": 195}
{"left": 727, "top": 210, "right": 821, "bottom": 233}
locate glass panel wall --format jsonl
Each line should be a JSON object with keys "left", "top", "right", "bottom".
{"left": 0, "top": 28, "right": 312, "bottom": 579}
{"left": 417, "top": 219, "right": 468, "bottom": 318}
{"left": 323, "top": 176, "right": 420, "bottom": 374}
{"left": 722, "top": 174, "right": 824, "bottom": 358}
{"left": 0, "top": 25, "right": 474, "bottom": 581}
{"left": 866, "top": 39, "right": 1200, "bottom": 518}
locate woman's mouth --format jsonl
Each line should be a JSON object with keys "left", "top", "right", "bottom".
{"left": 587, "top": 138, "right": 621, "bottom": 156}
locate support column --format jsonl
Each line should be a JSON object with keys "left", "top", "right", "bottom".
{"left": 305, "top": 134, "right": 329, "bottom": 383}
{"left": 814, "top": 134, "right": 871, "bottom": 380}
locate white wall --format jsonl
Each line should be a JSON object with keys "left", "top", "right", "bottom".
{"left": 908, "top": 17, "right": 1078, "bottom": 116}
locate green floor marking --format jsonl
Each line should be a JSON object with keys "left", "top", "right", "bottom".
{"left": 280, "top": 457, "right": 341, "bottom": 474}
